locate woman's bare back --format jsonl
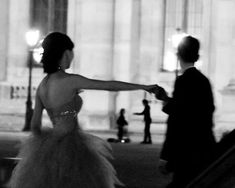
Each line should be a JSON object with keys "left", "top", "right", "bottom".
{"left": 38, "top": 72, "right": 77, "bottom": 109}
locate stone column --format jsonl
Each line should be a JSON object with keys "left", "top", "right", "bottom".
{"left": 0, "top": 0, "right": 9, "bottom": 82}
{"left": 67, "top": 0, "right": 82, "bottom": 73}
{"left": 210, "top": 0, "right": 235, "bottom": 130}
{"left": 67, "top": 0, "right": 116, "bottom": 129}
{"left": 212, "top": 0, "right": 235, "bottom": 91}
{"left": 7, "top": 0, "right": 30, "bottom": 83}
{"left": 138, "top": 0, "right": 164, "bottom": 83}
{"left": 109, "top": 0, "right": 134, "bottom": 128}
{"left": 130, "top": 0, "right": 165, "bottom": 110}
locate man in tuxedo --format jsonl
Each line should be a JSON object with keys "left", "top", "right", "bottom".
{"left": 155, "top": 36, "right": 216, "bottom": 187}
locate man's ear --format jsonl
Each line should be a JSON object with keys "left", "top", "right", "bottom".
{"left": 176, "top": 52, "right": 181, "bottom": 61}
{"left": 176, "top": 52, "right": 180, "bottom": 58}
{"left": 194, "top": 54, "right": 199, "bottom": 62}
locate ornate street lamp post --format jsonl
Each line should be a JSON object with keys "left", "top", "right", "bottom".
{"left": 23, "top": 30, "right": 40, "bottom": 131}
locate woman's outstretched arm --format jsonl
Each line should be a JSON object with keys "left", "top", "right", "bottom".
{"left": 69, "top": 74, "right": 157, "bottom": 92}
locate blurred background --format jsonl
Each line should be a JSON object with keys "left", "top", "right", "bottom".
{"left": 0, "top": 0, "right": 235, "bottom": 139}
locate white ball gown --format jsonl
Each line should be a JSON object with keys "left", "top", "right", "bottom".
{"left": 9, "top": 94, "right": 123, "bottom": 188}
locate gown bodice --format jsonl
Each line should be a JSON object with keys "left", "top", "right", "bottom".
{"left": 10, "top": 93, "right": 122, "bottom": 188}
{"left": 46, "top": 94, "right": 83, "bottom": 133}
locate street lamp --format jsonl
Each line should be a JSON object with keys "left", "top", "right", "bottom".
{"left": 171, "top": 28, "right": 188, "bottom": 77}
{"left": 23, "top": 29, "right": 40, "bottom": 131}
{"left": 32, "top": 40, "right": 44, "bottom": 64}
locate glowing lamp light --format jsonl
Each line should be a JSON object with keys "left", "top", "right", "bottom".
{"left": 32, "top": 39, "right": 44, "bottom": 63}
{"left": 164, "top": 51, "right": 178, "bottom": 72}
{"left": 25, "top": 30, "right": 40, "bottom": 47}
{"left": 23, "top": 29, "right": 40, "bottom": 131}
{"left": 171, "top": 32, "right": 188, "bottom": 48}
{"left": 164, "top": 29, "right": 188, "bottom": 72}
{"left": 33, "top": 47, "right": 43, "bottom": 63}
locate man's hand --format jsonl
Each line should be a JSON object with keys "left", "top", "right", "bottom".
{"left": 144, "top": 84, "right": 159, "bottom": 94}
{"left": 158, "top": 159, "right": 171, "bottom": 175}
{"left": 154, "top": 86, "right": 169, "bottom": 102}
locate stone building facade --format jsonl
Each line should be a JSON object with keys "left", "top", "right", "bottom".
{"left": 0, "top": 0, "right": 235, "bottom": 133}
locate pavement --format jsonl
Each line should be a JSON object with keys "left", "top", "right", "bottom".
{"left": 0, "top": 113, "right": 234, "bottom": 187}
{"left": 0, "top": 113, "right": 166, "bottom": 187}
{"left": 0, "top": 118, "right": 168, "bottom": 188}
{"left": 0, "top": 130, "right": 170, "bottom": 188}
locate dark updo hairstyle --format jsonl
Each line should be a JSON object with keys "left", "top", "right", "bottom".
{"left": 41, "top": 32, "right": 74, "bottom": 74}
{"left": 177, "top": 35, "right": 200, "bottom": 63}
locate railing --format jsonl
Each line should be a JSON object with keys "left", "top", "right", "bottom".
{"left": 186, "top": 144, "right": 235, "bottom": 188}
{"left": 0, "top": 157, "right": 21, "bottom": 188}
{"left": 10, "top": 85, "right": 37, "bottom": 99}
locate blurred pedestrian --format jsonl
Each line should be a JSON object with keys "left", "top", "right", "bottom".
{"left": 116, "top": 108, "right": 129, "bottom": 142}
{"left": 155, "top": 36, "right": 216, "bottom": 187}
{"left": 133, "top": 99, "right": 152, "bottom": 144}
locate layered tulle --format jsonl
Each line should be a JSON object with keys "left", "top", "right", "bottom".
{"left": 9, "top": 127, "right": 122, "bottom": 188}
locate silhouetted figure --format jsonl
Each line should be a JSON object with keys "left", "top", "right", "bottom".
{"left": 116, "top": 108, "right": 128, "bottom": 141}
{"left": 134, "top": 99, "right": 152, "bottom": 144}
{"left": 155, "top": 36, "right": 216, "bottom": 187}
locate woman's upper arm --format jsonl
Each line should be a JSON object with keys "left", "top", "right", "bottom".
{"left": 69, "top": 74, "right": 108, "bottom": 90}
{"left": 68, "top": 74, "right": 147, "bottom": 91}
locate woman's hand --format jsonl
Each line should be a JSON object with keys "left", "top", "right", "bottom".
{"left": 154, "top": 86, "right": 169, "bottom": 102}
{"left": 144, "top": 84, "right": 159, "bottom": 94}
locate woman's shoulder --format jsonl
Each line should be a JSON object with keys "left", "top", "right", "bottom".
{"left": 37, "top": 73, "right": 71, "bottom": 94}
{"left": 40, "top": 75, "right": 50, "bottom": 84}
{"left": 37, "top": 75, "right": 49, "bottom": 91}
{"left": 66, "top": 73, "right": 86, "bottom": 80}
{"left": 39, "top": 72, "right": 85, "bottom": 94}
{"left": 40, "top": 72, "right": 74, "bottom": 84}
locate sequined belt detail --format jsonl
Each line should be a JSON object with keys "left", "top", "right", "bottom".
{"left": 59, "top": 110, "right": 77, "bottom": 117}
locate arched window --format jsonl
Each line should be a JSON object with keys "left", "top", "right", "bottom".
{"left": 31, "top": 0, "right": 68, "bottom": 36}
{"left": 162, "top": 0, "right": 203, "bottom": 72}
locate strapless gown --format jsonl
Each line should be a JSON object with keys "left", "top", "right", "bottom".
{"left": 9, "top": 95, "right": 122, "bottom": 188}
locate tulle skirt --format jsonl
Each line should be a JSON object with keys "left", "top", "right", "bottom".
{"left": 8, "top": 127, "right": 122, "bottom": 188}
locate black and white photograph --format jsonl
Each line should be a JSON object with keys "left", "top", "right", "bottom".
{"left": 0, "top": 0, "right": 235, "bottom": 187}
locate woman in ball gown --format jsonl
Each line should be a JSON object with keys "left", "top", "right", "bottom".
{"left": 9, "top": 32, "right": 157, "bottom": 188}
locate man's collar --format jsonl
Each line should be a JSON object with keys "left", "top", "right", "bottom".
{"left": 182, "top": 66, "right": 195, "bottom": 73}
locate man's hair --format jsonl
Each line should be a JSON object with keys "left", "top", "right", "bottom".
{"left": 177, "top": 35, "right": 200, "bottom": 63}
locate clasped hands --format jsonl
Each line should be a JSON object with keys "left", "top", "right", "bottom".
{"left": 145, "top": 85, "right": 168, "bottom": 101}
